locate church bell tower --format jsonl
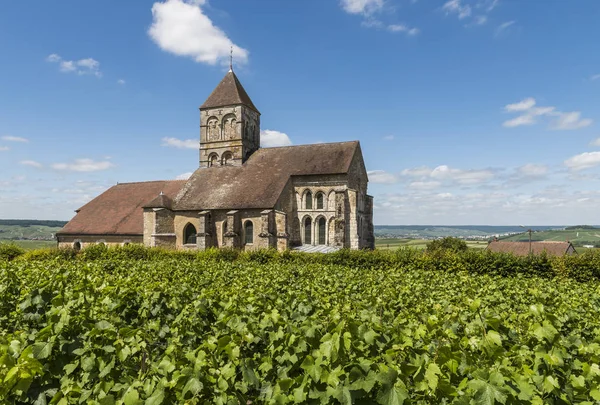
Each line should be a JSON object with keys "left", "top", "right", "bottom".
{"left": 199, "top": 68, "right": 260, "bottom": 168}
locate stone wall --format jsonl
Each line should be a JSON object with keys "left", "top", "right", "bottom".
{"left": 57, "top": 234, "right": 142, "bottom": 250}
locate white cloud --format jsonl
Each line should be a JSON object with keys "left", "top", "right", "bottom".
{"left": 473, "top": 15, "right": 487, "bottom": 25}
{"left": 1, "top": 135, "right": 29, "bottom": 143}
{"left": 504, "top": 97, "right": 536, "bottom": 112}
{"left": 443, "top": 0, "right": 472, "bottom": 19}
{"left": 409, "top": 181, "right": 441, "bottom": 190}
{"left": 117, "top": 79, "right": 126, "bottom": 85}
{"left": 589, "top": 138, "right": 600, "bottom": 147}
{"left": 161, "top": 137, "right": 198, "bottom": 149}
{"left": 340, "top": 0, "right": 384, "bottom": 15}
{"left": 260, "top": 130, "right": 292, "bottom": 148}
{"left": 175, "top": 172, "right": 193, "bottom": 180}
{"left": 590, "top": 73, "right": 600, "bottom": 81}
{"left": 51, "top": 159, "right": 114, "bottom": 172}
{"left": 430, "top": 165, "right": 495, "bottom": 184}
{"left": 148, "top": 0, "right": 248, "bottom": 66}
{"left": 518, "top": 164, "right": 548, "bottom": 177}
{"left": 495, "top": 20, "right": 515, "bottom": 37}
{"left": 564, "top": 152, "right": 600, "bottom": 171}
{"left": 550, "top": 112, "right": 593, "bottom": 130}
{"left": 20, "top": 160, "right": 43, "bottom": 168}
{"left": 368, "top": 170, "right": 398, "bottom": 184}
{"left": 387, "top": 24, "right": 420, "bottom": 35}
{"left": 383, "top": 135, "right": 394, "bottom": 141}
{"left": 47, "top": 54, "right": 102, "bottom": 77}
{"left": 401, "top": 166, "right": 432, "bottom": 178}
{"left": 503, "top": 97, "right": 591, "bottom": 130}
{"left": 0, "top": 146, "right": 9, "bottom": 151}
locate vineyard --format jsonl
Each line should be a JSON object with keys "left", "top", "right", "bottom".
{"left": 1, "top": 247, "right": 600, "bottom": 404}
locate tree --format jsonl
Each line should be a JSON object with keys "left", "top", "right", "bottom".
{"left": 426, "top": 237, "right": 468, "bottom": 254}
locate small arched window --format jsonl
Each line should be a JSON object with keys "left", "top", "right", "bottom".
{"left": 184, "top": 223, "right": 197, "bottom": 245}
{"left": 222, "top": 151, "right": 233, "bottom": 165}
{"left": 209, "top": 153, "right": 219, "bottom": 167}
{"left": 316, "top": 192, "right": 324, "bottom": 210}
{"left": 305, "top": 191, "right": 313, "bottom": 210}
{"left": 73, "top": 241, "right": 81, "bottom": 251}
{"left": 244, "top": 220, "right": 253, "bottom": 244}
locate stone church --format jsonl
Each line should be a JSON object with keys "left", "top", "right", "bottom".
{"left": 57, "top": 70, "right": 374, "bottom": 251}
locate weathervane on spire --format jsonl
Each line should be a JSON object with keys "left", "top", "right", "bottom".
{"left": 229, "top": 46, "right": 233, "bottom": 72}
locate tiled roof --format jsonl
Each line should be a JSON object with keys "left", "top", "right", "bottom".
{"left": 143, "top": 193, "right": 173, "bottom": 209}
{"left": 200, "top": 70, "right": 259, "bottom": 113}
{"left": 174, "top": 141, "right": 360, "bottom": 210}
{"left": 487, "top": 241, "right": 575, "bottom": 256}
{"left": 58, "top": 180, "right": 185, "bottom": 235}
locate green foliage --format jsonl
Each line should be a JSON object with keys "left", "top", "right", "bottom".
{"left": 0, "top": 243, "right": 25, "bottom": 261}
{"left": 426, "top": 237, "right": 469, "bottom": 254}
{"left": 2, "top": 249, "right": 600, "bottom": 403}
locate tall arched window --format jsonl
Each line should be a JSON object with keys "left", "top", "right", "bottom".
{"left": 316, "top": 192, "right": 324, "bottom": 209}
{"left": 318, "top": 217, "right": 326, "bottom": 245}
{"left": 184, "top": 223, "right": 197, "bottom": 245}
{"left": 209, "top": 153, "right": 218, "bottom": 167}
{"left": 304, "top": 217, "right": 312, "bottom": 245}
{"left": 222, "top": 151, "right": 233, "bottom": 165}
{"left": 244, "top": 220, "right": 253, "bottom": 244}
{"left": 305, "top": 191, "right": 313, "bottom": 210}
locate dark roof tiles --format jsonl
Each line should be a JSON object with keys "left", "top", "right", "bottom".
{"left": 58, "top": 180, "right": 185, "bottom": 235}
{"left": 200, "top": 70, "right": 259, "bottom": 113}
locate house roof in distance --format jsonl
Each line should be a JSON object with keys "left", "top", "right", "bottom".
{"left": 200, "top": 70, "right": 259, "bottom": 113}
{"left": 174, "top": 141, "right": 361, "bottom": 211}
{"left": 487, "top": 241, "right": 576, "bottom": 256}
{"left": 58, "top": 180, "right": 185, "bottom": 236}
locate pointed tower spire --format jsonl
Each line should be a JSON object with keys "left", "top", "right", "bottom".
{"left": 229, "top": 46, "right": 233, "bottom": 72}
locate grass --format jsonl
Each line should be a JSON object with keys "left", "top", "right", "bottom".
{"left": 375, "top": 238, "right": 488, "bottom": 250}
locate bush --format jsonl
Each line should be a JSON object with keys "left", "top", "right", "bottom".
{"left": 0, "top": 243, "right": 25, "bottom": 261}
{"left": 19, "top": 247, "right": 77, "bottom": 261}
{"left": 426, "top": 237, "right": 468, "bottom": 254}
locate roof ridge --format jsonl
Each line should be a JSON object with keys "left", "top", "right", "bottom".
{"left": 258, "top": 140, "right": 359, "bottom": 151}
{"left": 116, "top": 179, "right": 187, "bottom": 185}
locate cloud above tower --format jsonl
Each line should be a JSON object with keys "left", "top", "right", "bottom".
{"left": 148, "top": 0, "right": 249, "bottom": 66}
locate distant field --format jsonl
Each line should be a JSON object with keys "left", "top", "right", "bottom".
{"left": 0, "top": 240, "right": 57, "bottom": 250}
{"left": 501, "top": 228, "right": 600, "bottom": 247}
{"left": 375, "top": 238, "right": 488, "bottom": 250}
{"left": 0, "top": 224, "right": 62, "bottom": 240}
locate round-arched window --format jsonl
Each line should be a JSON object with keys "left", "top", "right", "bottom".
{"left": 222, "top": 151, "right": 233, "bottom": 165}
{"left": 208, "top": 153, "right": 219, "bottom": 167}
{"left": 184, "top": 223, "right": 197, "bottom": 245}
{"left": 305, "top": 191, "right": 313, "bottom": 210}
{"left": 73, "top": 241, "right": 81, "bottom": 251}
{"left": 244, "top": 220, "right": 254, "bottom": 244}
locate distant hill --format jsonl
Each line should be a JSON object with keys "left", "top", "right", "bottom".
{"left": 0, "top": 219, "right": 66, "bottom": 241}
{"left": 374, "top": 225, "right": 562, "bottom": 239}
{"left": 500, "top": 228, "right": 600, "bottom": 247}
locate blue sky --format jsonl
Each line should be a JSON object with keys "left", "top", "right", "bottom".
{"left": 1, "top": 0, "right": 600, "bottom": 225}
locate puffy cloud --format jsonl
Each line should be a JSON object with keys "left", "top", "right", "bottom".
{"left": 591, "top": 74, "right": 600, "bottom": 81}
{"left": 161, "top": 137, "right": 198, "bottom": 149}
{"left": 1, "top": 135, "right": 29, "bottom": 143}
{"left": 20, "top": 160, "right": 43, "bottom": 168}
{"left": 51, "top": 159, "right": 114, "bottom": 172}
{"left": 387, "top": 24, "right": 420, "bottom": 35}
{"left": 564, "top": 152, "right": 600, "bottom": 171}
{"left": 503, "top": 97, "right": 591, "bottom": 130}
{"left": 340, "top": 0, "right": 384, "bottom": 15}
{"left": 46, "top": 54, "right": 102, "bottom": 77}
{"left": 408, "top": 181, "right": 441, "bottom": 190}
{"left": 148, "top": 0, "right": 248, "bottom": 66}
{"left": 117, "top": 79, "right": 126, "bottom": 85}
{"left": 260, "top": 130, "right": 292, "bottom": 147}
{"left": 367, "top": 170, "right": 398, "bottom": 184}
